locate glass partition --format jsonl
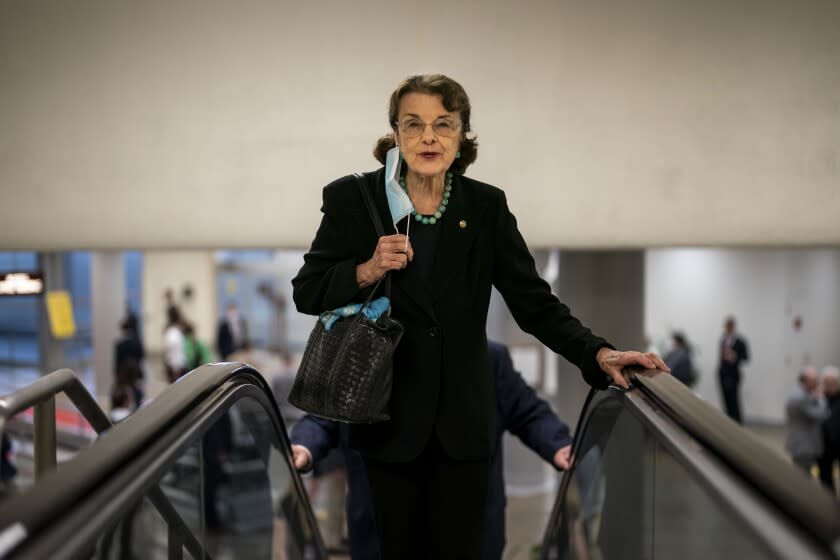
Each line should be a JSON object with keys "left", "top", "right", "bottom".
{"left": 650, "top": 444, "right": 775, "bottom": 559}
{"left": 85, "top": 395, "right": 320, "bottom": 559}
{"left": 543, "top": 391, "right": 781, "bottom": 560}
{"left": 93, "top": 440, "right": 204, "bottom": 559}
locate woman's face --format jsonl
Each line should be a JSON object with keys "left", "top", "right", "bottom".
{"left": 395, "top": 93, "right": 462, "bottom": 178}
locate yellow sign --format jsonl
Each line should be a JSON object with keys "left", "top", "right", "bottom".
{"left": 46, "top": 291, "right": 76, "bottom": 339}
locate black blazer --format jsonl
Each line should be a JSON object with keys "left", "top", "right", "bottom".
{"left": 216, "top": 317, "right": 248, "bottom": 360}
{"left": 114, "top": 335, "right": 144, "bottom": 382}
{"left": 718, "top": 335, "right": 749, "bottom": 380}
{"left": 292, "top": 168, "right": 611, "bottom": 462}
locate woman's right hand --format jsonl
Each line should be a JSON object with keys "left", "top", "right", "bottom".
{"left": 356, "top": 234, "right": 414, "bottom": 287}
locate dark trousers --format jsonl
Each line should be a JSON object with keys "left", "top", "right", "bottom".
{"left": 362, "top": 433, "right": 490, "bottom": 560}
{"left": 719, "top": 373, "right": 742, "bottom": 423}
{"left": 344, "top": 447, "right": 380, "bottom": 560}
{"left": 818, "top": 447, "right": 838, "bottom": 494}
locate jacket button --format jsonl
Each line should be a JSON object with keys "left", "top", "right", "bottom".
{"left": 428, "top": 327, "right": 440, "bottom": 337}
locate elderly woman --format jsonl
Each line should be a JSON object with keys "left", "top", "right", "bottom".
{"left": 292, "top": 74, "right": 667, "bottom": 559}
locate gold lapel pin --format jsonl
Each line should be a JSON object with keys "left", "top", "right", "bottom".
{"left": 459, "top": 220, "right": 467, "bottom": 229}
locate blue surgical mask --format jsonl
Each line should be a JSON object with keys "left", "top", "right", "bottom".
{"left": 384, "top": 146, "right": 414, "bottom": 227}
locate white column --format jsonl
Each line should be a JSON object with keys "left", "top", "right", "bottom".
{"left": 90, "top": 251, "right": 125, "bottom": 404}
{"left": 141, "top": 251, "right": 217, "bottom": 384}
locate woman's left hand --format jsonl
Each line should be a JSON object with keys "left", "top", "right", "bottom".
{"left": 596, "top": 348, "right": 670, "bottom": 389}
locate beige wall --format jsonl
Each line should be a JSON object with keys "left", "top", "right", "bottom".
{"left": 1, "top": 0, "right": 838, "bottom": 250}
{"left": 141, "top": 250, "right": 216, "bottom": 357}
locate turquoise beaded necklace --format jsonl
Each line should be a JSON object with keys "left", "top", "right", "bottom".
{"left": 398, "top": 171, "right": 453, "bottom": 225}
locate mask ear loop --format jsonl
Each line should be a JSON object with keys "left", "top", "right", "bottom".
{"left": 395, "top": 133, "right": 411, "bottom": 253}
{"left": 404, "top": 211, "right": 410, "bottom": 252}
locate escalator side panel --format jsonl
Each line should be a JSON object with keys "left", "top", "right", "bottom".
{"left": 542, "top": 388, "right": 823, "bottom": 560}
{"left": 7, "top": 383, "right": 326, "bottom": 560}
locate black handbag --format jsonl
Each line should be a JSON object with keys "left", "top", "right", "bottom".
{"left": 288, "top": 173, "right": 404, "bottom": 423}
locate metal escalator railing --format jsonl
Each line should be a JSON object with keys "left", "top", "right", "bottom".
{"left": 0, "top": 368, "right": 108, "bottom": 479}
{"left": 634, "top": 370, "right": 840, "bottom": 547}
{"left": 540, "top": 369, "right": 840, "bottom": 560}
{"left": 0, "top": 363, "right": 328, "bottom": 560}
{"left": 0, "top": 368, "right": 211, "bottom": 559}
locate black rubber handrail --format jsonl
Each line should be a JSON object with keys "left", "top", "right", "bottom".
{"left": 0, "top": 368, "right": 209, "bottom": 559}
{"left": 631, "top": 369, "right": 840, "bottom": 550}
{"left": 542, "top": 370, "right": 840, "bottom": 558}
{"left": 9, "top": 383, "right": 267, "bottom": 559}
{"left": 0, "top": 368, "right": 110, "bottom": 433}
{"left": 0, "top": 362, "right": 320, "bottom": 558}
{"left": 0, "top": 368, "right": 110, "bottom": 478}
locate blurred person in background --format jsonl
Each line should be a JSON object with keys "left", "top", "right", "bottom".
{"left": 216, "top": 301, "right": 248, "bottom": 361}
{"left": 785, "top": 366, "right": 828, "bottom": 474}
{"left": 122, "top": 302, "right": 142, "bottom": 344}
{"left": 114, "top": 318, "right": 145, "bottom": 407}
{"left": 163, "top": 306, "right": 185, "bottom": 382}
{"left": 164, "top": 288, "right": 179, "bottom": 322}
{"left": 718, "top": 316, "right": 749, "bottom": 423}
{"left": 664, "top": 332, "right": 696, "bottom": 388}
{"left": 182, "top": 322, "right": 215, "bottom": 374}
{"left": 818, "top": 366, "right": 840, "bottom": 493}
{"left": 1, "top": 432, "right": 17, "bottom": 495}
{"left": 290, "top": 341, "right": 574, "bottom": 560}
{"left": 109, "top": 384, "right": 135, "bottom": 424}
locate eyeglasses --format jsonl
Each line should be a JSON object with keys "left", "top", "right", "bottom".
{"left": 396, "top": 117, "right": 462, "bottom": 138}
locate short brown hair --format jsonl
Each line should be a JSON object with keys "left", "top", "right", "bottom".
{"left": 373, "top": 74, "right": 478, "bottom": 175}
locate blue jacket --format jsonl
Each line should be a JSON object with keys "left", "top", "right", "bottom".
{"left": 290, "top": 341, "right": 572, "bottom": 560}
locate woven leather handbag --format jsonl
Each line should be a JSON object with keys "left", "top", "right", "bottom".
{"left": 288, "top": 174, "right": 404, "bottom": 423}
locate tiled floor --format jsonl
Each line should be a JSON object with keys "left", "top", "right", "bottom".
{"left": 504, "top": 491, "right": 555, "bottom": 560}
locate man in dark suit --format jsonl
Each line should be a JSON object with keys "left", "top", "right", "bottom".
{"left": 216, "top": 302, "right": 248, "bottom": 360}
{"left": 718, "top": 316, "right": 749, "bottom": 423}
{"left": 289, "top": 341, "right": 573, "bottom": 560}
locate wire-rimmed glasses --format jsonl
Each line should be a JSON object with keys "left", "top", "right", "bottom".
{"left": 396, "top": 117, "right": 462, "bottom": 138}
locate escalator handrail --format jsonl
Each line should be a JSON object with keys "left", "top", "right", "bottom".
{"left": 0, "top": 368, "right": 111, "bottom": 435}
{"left": 0, "top": 362, "right": 306, "bottom": 556}
{"left": 542, "top": 371, "right": 840, "bottom": 557}
{"left": 632, "top": 369, "right": 840, "bottom": 549}
{"left": 6, "top": 382, "right": 308, "bottom": 559}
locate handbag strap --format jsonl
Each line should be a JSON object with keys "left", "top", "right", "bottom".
{"left": 355, "top": 172, "right": 386, "bottom": 236}
{"left": 354, "top": 173, "right": 392, "bottom": 303}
